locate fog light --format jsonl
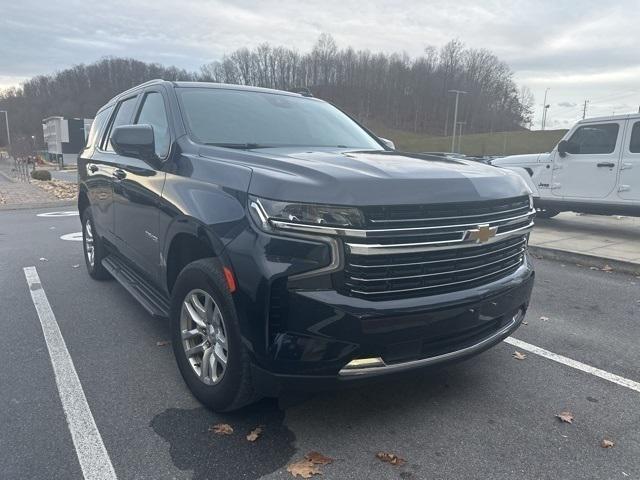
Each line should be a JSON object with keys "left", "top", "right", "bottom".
{"left": 342, "top": 357, "right": 386, "bottom": 370}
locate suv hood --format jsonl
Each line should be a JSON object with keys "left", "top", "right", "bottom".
{"left": 202, "top": 147, "right": 530, "bottom": 205}
{"left": 491, "top": 152, "right": 551, "bottom": 166}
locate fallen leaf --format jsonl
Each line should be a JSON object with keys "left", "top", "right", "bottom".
{"left": 590, "top": 266, "right": 600, "bottom": 271}
{"left": 156, "top": 340, "right": 170, "bottom": 346}
{"left": 512, "top": 351, "right": 526, "bottom": 360}
{"left": 555, "top": 411, "right": 574, "bottom": 424}
{"left": 305, "top": 451, "right": 334, "bottom": 465}
{"left": 540, "top": 316, "right": 549, "bottom": 322}
{"left": 601, "top": 264, "right": 613, "bottom": 272}
{"left": 209, "top": 423, "right": 233, "bottom": 435}
{"left": 72, "top": 264, "right": 80, "bottom": 268}
{"left": 376, "top": 452, "right": 406, "bottom": 466}
{"left": 246, "top": 426, "right": 263, "bottom": 442}
{"left": 39, "top": 257, "right": 48, "bottom": 262}
{"left": 601, "top": 439, "right": 614, "bottom": 448}
{"left": 287, "top": 459, "right": 320, "bottom": 478}
{"left": 522, "top": 321, "right": 528, "bottom": 325}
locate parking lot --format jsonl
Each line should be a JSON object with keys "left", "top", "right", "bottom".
{"left": 1, "top": 206, "right": 639, "bottom": 480}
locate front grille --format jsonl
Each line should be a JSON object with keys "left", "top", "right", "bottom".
{"left": 340, "top": 196, "right": 533, "bottom": 300}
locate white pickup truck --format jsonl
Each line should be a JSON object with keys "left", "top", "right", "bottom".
{"left": 491, "top": 114, "right": 640, "bottom": 218}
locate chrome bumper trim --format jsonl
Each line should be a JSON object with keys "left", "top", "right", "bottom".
{"left": 338, "top": 309, "right": 525, "bottom": 377}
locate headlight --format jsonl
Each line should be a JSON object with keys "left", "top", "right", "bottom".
{"left": 250, "top": 196, "right": 366, "bottom": 231}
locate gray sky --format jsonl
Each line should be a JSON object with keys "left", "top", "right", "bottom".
{"left": 1, "top": 0, "right": 639, "bottom": 129}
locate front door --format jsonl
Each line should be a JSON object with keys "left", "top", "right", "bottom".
{"left": 552, "top": 121, "right": 623, "bottom": 199}
{"left": 113, "top": 90, "right": 170, "bottom": 284}
{"left": 618, "top": 120, "right": 640, "bottom": 201}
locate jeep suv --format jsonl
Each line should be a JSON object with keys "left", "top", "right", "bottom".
{"left": 78, "top": 80, "right": 535, "bottom": 411}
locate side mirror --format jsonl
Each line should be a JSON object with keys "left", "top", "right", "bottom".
{"left": 379, "top": 137, "right": 395, "bottom": 150}
{"left": 557, "top": 139, "right": 578, "bottom": 157}
{"left": 111, "top": 124, "right": 158, "bottom": 164}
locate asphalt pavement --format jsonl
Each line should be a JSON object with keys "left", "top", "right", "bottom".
{"left": 1, "top": 206, "right": 639, "bottom": 480}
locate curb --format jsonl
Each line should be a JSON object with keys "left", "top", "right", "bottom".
{"left": 0, "top": 199, "right": 76, "bottom": 211}
{"left": 529, "top": 245, "right": 640, "bottom": 276}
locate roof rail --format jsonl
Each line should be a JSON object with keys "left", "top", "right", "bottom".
{"left": 289, "top": 87, "right": 314, "bottom": 97}
{"left": 107, "top": 79, "right": 166, "bottom": 104}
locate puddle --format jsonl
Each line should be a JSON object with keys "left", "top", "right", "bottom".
{"left": 151, "top": 398, "right": 295, "bottom": 479}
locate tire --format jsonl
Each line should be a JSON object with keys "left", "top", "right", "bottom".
{"left": 170, "top": 258, "right": 258, "bottom": 412}
{"left": 536, "top": 208, "right": 560, "bottom": 219}
{"left": 81, "top": 208, "right": 111, "bottom": 280}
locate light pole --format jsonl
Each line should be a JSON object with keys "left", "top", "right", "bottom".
{"left": 456, "top": 121, "right": 466, "bottom": 153}
{"left": 0, "top": 110, "right": 10, "bottom": 149}
{"left": 448, "top": 90, "right": 467, "bottom": 152}
{"left": 541, "top": 88, "right": 550, "bottom": 130}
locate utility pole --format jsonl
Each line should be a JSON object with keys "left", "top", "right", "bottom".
{"left": 541, "top": 88, "right": 550, "bottom": 130}
{"left": 448, "top": 90, "right": 467, "bottom": 152}
{"left": 582, "top": 100, "right": 590, "bottom": 120}
{"left": 0, "top": 110, "right": 10, "bottom": 149}
{"left": 457, "top": 122, "right": 466, "bottom": 153}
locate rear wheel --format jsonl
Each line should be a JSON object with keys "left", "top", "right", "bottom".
{"left": 170, "top": 259, "right": 258, "bottom": 411}
{"left": 536, "top": 208, "right": 560, "bottom": 219}
{"left": 82, "top": 208, "right": 111, "bottom": 280}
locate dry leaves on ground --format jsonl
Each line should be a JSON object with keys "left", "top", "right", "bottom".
{"left": 601, "top": 264, "right": 614, "bottom": 272}
{"left": 246, "top": 426, "right": 263, "bottom": 442}
{"left": 305, "top": 451, "right": 334, "bottom": 465}
{"left": 555, "top": 411, "right": 574, "bottom": 424}
{"left": 32, "top": 179, "right": 78, "bottom": 199}
{"left": 375, "top": 452, "right": 406, "bottom": 466}
{"left": 209, "top": 423, "right": 234, "bottom": 435}
{"left": 286, "top": 459, "right": 321, "bottom": 478}
{"left": 512, "top": 351, "right": 527, "bottom": 360}
{"left": 156, "top": 340, "right": 170, "bottom": 346}
{"left": 601, "top": 439, "right": 615, "bottom": 448}
{"left": 540, "top": 316, "right": 549, "bottom": 322}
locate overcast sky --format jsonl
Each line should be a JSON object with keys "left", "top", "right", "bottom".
{"left": 1, "top": 0, "right": 639, "bottom": 129}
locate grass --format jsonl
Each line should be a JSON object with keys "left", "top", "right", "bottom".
{"left": 374, "top": 127, "right": 568, "bottom": 157}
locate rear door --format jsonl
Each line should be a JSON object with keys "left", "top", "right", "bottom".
{"left": 112, "top": 88, "right": 170, "bottom": 283}
{"left": 618, "top": 120, "right": 640, "bottom": 201}
{"left": 82, "top": 105, "right": 116, "bottom": 240}
{"left": 552, "top": 121, "right": 623, "bottom": 199}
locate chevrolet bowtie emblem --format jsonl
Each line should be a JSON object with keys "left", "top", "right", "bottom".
{"left": 467, "top": 224, "right": 498, "bottom": 243}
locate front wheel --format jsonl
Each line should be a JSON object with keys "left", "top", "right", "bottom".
{"left": 170, "top": 259, "right": 258, "bottom": 411}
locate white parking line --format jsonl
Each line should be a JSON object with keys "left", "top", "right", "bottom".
{"left": 23, "top": 266, "right": 117, "bottom": 480}
{"left": 505, "top": 336, "right": 640, "bottom": 394}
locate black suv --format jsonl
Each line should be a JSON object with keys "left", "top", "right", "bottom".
{"left": 78, "top": 80, "right": 535, "bottom": 411}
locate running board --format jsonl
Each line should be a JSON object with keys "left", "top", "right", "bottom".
{"left": 102, "top": 256, "right": 170, "bottom": 319}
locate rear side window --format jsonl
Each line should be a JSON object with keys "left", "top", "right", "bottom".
{"left": 85, "top": 106, "right": 113, "bottom": 149}
{"left": 629, "top": 122, "right": 640, "bottom": 153}
{"left": 103, "top": 96, "right": 138, "bottom": 151}
{"left": 135, "top": 92, "right": 170, "bottom": 158}
{"left": 567, "top": 123, "right": 619, "bottom": 154}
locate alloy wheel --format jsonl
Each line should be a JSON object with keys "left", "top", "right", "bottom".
{"left": 180, "top": 289, "right": 229, "bottom": 385}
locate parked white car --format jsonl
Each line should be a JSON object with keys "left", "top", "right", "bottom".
{"left": 491, "top": 114, "right": 640, "bottom": 218}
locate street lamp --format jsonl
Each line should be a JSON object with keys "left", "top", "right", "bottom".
{"left": 541, "top": 88, "right": 550, "bottom": 130}
{"left": 448, "top": 90, "right": 467, "bottom": 152}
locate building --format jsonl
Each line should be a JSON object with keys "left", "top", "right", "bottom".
{"left": 42, "top": 116, "right": 93, "bottom": 166}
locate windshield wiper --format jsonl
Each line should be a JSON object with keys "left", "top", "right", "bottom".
{"left": 205, "top": 142, "right": 274, "bottom": 149}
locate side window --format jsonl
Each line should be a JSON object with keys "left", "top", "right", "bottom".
{"left": 135, "top": 92, "right": 170, "bottom": 158}
{"left": 103, "top": 96, "right": 138, "bottom": 152}
{"left": 567, "top": 123, "right": 619, "bottom": 155}
{"left": 629, "top": 122, "right": 640, "bottom": 153}
{"left": 85, "top": 106, "right": 113, "bottom": 149}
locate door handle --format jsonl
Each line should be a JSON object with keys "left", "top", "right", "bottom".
{"left": 88, "top": 164, "right": 99, "bottom": 173}
{"left": 112, "top": 169, "right": 127, "bottom": 180}
{"left": 597, "top": 162, "right": 615, "bottom": 168}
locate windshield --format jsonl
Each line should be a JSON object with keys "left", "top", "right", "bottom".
{"left": 177, "top": 87, "right": 383, "bottom": 150}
